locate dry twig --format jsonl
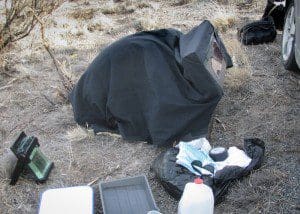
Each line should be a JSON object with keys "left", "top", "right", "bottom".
{"left": 87, "top": 165, "right": 121, "bottom": 186}
{"left": 215, "top": 117, "right": 227, "bottom": 131}
{"left": 29, "top": 7, "right": 74, "bottom": 99}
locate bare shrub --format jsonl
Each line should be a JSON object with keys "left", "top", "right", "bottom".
{"left": 0, "top": 0, "right": 60, "bottom": 52}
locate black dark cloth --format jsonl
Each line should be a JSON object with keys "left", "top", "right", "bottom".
{"left": 151, "top": 138, "right": 265, "bottom": 204}
{"left": 70, "top": 20, "right": 232, "bottom": 146}
{"left": 262, "top": 0, "right": 286, "bottom": 30}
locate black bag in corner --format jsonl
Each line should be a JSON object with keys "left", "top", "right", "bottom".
{"left": 238, "top": 16, "right": 277, "bottom": 45}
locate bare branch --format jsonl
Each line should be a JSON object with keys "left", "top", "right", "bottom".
{"left": 0, "top": 0, "right": 61, "bottom": 51}
{"left": 29, "top": 7, "right": 74, "bottom": 97}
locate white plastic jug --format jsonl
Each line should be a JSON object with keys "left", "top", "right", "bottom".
{"left": 178, "top": 178, "right": 214, "bottom": 214}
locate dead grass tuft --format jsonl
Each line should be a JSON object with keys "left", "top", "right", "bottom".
{"left": 66, "top": 126, "right": 94, "bottom": 142}
{"left": 134, "top": 17, "right": 165, "bottom": 32}
{"left": 171, "top": 0, "right": 194, "bottom": 6}
{"left": 101, "top": 4, "right": 135, "bottom": 15}
{"left": 136, "top": 2, "right": 151, "bottom": 9}
{"left": 69, "top": 8, "right": 96, "bottom": 20}
{"left": 101, "top": 0, "right": 150, "bottom": 15}
{"left": 212, "top": 16, "right": 236, "bottom": 33}
{"left": 225, "top": 66, "right": 251, "bottom": 92}
{"left": 216, "top": 0, "right": 236, "bottom": 5}
{"left": 223, "top": 38, "right": 252, "bottom": 92}
{"left": 87, "top": 23, "right": 103, "bottom": 32}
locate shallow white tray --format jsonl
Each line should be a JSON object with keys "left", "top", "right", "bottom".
{"left": 39, "top": 186, "right": 93, "bottom": 214}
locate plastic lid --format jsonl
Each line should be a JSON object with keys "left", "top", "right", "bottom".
{"left": 194, "top": 178, "right": 203, "bottom": 184}
{"left": 210, "top": 147, "right": 226, "bottom": 154}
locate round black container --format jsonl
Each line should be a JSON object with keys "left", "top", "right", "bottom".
{"left": 209, "top": 147, "right": 228, "bottom": 162}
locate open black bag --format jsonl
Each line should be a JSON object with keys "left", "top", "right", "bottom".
{"left": 151, "top": 138, "right": 265, "bottom": 203}
{"left": 238, "top": 16, "right": 277, "bottom": 45}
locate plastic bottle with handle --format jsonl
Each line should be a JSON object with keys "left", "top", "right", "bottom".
{"left": 178, "top": 178, "right": 214, "bottom": 214}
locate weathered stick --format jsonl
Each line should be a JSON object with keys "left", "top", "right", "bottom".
{"left": 29, "top": 7, "right": 74, "bottom": 98}
{"left": 87, "top": 165, "right": 121, "bottom": 186}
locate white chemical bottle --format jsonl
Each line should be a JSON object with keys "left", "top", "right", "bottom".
{"left": 178, "top": 178, "right": 214, "bottom": 214}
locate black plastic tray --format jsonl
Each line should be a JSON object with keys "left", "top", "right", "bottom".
{"left": 99, "top": 175, "right": 158, "bottom": 214}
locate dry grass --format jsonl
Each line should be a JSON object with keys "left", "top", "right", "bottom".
{"left": 171, "top": 0, "right": 194, "bottom": 6}
{"left": 87, "top": 23, "right": 103, "bottom": 32}
{"left": 216, "top": 0, "right": 229, "bottom": 4}
{"left": 223, "top": 38, "right": 252, "bottom": 92}
{"left": 212, "top": 16, "right": 236, "bottom": 32}
{"left": 69, "top": 8, "right": 96, "bottom": 20}
{"left": 66, "top": 126, "right": 94, "bottom": 142}
{"left": 101, "top": 4, "right": 135, "bottom": 15}
{"left": 134, "top": 16, "right": 165, "bottom": 31}
{"left": 225, "top": 66, "right": 251, "bottom": 92}
{"left": 136, "top": 2, "right": 151, "bottom": 9}
{"left": 101, "top": 0, "right": 150, "bottom": 15}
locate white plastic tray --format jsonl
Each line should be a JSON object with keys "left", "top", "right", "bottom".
{"left": 39, "top": 186, "right": 93, "bottom": 214}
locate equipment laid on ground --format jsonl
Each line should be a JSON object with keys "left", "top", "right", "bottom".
{"left": 10, "top": 132, "right": 53, "bottom": 185}
{"left": 99, "top": 175, "right": 158, "bottom": 214}
{"left": 152, "top": 138, "right": 265, "bottom": 203}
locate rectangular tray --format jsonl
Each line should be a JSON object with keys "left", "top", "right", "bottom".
{"left": 39, "top": 186, "right": 93, "bottom": 214}
{"left": 99, "top": 175, "right": 158, "bottom": 214}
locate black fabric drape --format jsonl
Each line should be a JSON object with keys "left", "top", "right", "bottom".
{"left": 70, "top": 21, "right": 232, "bottom": 146}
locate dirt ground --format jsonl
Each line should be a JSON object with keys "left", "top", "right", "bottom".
{"left": 0, "top": 0, "right": 299, "bottom": 213}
